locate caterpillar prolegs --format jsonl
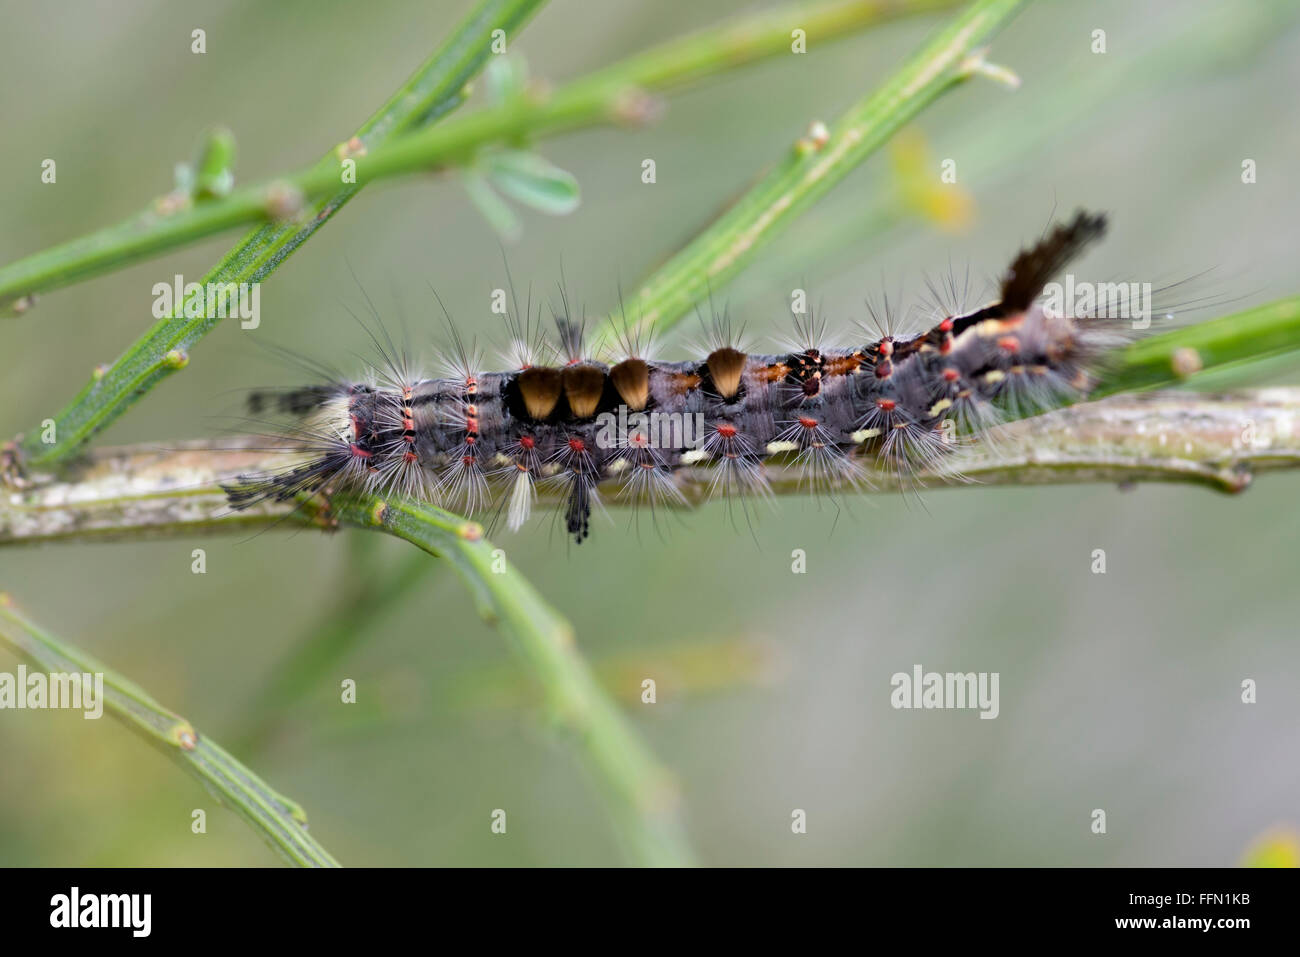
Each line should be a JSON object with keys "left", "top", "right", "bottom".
{"left": 227, "top": 210, "right": 1125, "bottom": 542}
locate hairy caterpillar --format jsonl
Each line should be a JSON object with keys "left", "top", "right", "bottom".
{"left": 227, "top": 210, "right": 1128, "bottom": 542}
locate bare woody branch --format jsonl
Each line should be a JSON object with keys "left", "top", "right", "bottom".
{"left": 4, "top": 389, "right": 1297, "bottom": 547}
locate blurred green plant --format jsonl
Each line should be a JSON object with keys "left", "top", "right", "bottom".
{"left": 1242, "top": 827, "right": 1300, "bottom": 867}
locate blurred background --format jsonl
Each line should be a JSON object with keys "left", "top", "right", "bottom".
{"left": 1, "top": 0, "right": 1298, "bottom": 866}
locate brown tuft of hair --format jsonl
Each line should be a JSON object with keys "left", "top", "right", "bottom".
{"left": 706, "top": 347, "right": 747, "bottom": 400}
{"left": 562, "top": 365, "right": 607, "bottom": 419}
{"left": 609, "top": 358, "right": 650, "bottom": 411}
{"left": 517, "top": 367, "right": 563, "bottom": 420}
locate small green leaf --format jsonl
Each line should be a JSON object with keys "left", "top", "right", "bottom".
{"left": 483, "top": 150, "right": 580, "bottom": 216}
{"left": 463, "top": 170, "right": 522, "bottom": 242}
{"left": 192, "top": 126, "right": 237, "bottom": 199}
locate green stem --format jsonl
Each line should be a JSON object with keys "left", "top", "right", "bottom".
{"left": 594, "top": 0, "right": 1028, "bottom": 343}
{"left": 1094, "top": 294, "right": 1300, "bottom": 397}
{"left": 329, "top": 496, "right": 697, "bottom": 867}
{"left": 18, "top": 0, "right": 550, "bottom": 467}
{"left": 0, "top": 595, "right": 340, "bottom": 867}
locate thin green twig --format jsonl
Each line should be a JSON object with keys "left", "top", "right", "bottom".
{"left": 0, "top": 594, "right": 341, "bottom": 867}
{"left": 327, "top": 496, "right": 697, "bottom": 867}
{"left": 593, "top": 0, "right": 1028, "bottom": 343}
{"left": 1095, "top": 294, "right": 1300, "bottom": 397}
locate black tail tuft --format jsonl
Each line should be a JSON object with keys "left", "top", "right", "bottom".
{"left": 999, "top": 209, "right": 1109, "bottom": 312}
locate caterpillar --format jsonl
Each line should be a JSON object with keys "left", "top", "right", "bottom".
{"left": 226, "top": 209, "right": 1126, "bottom": 542}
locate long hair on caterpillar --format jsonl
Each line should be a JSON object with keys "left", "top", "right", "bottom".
{"left": 225, "top": 209, "right": 1148, "bottom": 544}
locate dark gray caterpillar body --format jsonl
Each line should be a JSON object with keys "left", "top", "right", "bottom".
{"left": 227, "top": 210, "right": 1118, "bottom": 541}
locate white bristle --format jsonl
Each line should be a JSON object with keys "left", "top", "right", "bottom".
{"left": 507, "top": 468, "right": 535, "bottom": 531}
